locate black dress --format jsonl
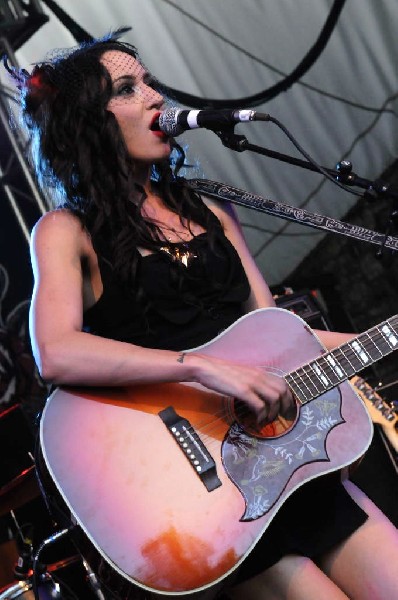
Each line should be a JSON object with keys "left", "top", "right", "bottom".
{"left": 83, "top": 228, "right": 367, "bottom": 582}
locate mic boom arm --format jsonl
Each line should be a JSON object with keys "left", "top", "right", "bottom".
{"left": 188, "top": 178, "right": 398, "bottom": 252}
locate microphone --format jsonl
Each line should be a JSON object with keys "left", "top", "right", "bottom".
{"left": 152, "top": 107, "right": 270, "bottom": 137}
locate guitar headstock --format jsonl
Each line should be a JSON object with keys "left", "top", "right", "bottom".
{"left": 350, "top": 376, "right": 398, "bottom": 453}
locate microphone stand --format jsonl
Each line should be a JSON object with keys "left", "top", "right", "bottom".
{"left": 212, "top": 126, "right": 398, "bottom": 256}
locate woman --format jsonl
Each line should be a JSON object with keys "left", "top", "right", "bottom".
{"left": 6, "top": 32, "right": 398, "bottom": 599}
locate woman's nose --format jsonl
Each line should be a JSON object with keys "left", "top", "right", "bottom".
{"left": 140, "top": 83, "right": 164, "bottom": 107}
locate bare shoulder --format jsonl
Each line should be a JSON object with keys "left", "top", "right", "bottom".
{"left": 32, "top": 208, "right": 83, "bottom": 238}
{"left": 31, "top": 209, "right": 90, "bottom": 254}
{"left": 201, "top": 195, "right": 237, "bottom": 228}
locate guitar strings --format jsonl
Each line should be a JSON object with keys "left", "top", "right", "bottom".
{"left": 289, "top": 336, "right": 392, "bottom": 401}
{"left": 177, "top": 320, "right": 398, "bottom": 449}
{"left": 177, "top": 386, "right": 298, "bottom": 449}
{"left": 287, "top": 322, "right": 398, "bottom": 402}
{"left": 183, "top": 321, "right": 398, "bottom": 446}
{"left": 173, "top": 398, "right": 264, "bottom": 448}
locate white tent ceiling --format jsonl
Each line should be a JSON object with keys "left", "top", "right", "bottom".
{"left": 13, "top": 0, "right": 398, "bottom": 285}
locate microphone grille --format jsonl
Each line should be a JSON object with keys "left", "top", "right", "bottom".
{"left": 158, "top": 107, "right": 185, "bottom": 137}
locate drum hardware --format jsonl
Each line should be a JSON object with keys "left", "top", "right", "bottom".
{"left": 0, "top": 552, "right": 64, "bottom": 600}
{"left": 0, "top": 580, "right": 32, "bottom": 599}
{"left": 31, "top": 528, "right": 107, "bottom": 599}
{"left": 7, "top": 511, "right": 34, "bottom": 583}
{"left": 0, "top": 466, "right": 40, "bottom": 519}
{"left": 31, "top": 527, "right": 72, "bottom": 600}
{"left": 0, "top": 527, "right": 86, "bottom": 600}
{"left": 0, "top": 405, "right": 40, "bottom": 519}
{"left": 0, "top": 574, "right": 62, "bottom": 599}
{"left": 81, "top": 560, "right": 106, "bottom": 600}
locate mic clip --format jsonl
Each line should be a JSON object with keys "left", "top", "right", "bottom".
{"left": 214, "top": 128, "right": 248, "bottom": 152}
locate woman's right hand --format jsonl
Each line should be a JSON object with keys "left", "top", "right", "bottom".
{"left": 185, "top": 352, "right": 294, "bottom": 427}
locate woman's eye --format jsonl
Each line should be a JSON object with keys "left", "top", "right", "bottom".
{"left": 115, "top": 83, "right": 135, "bottom": 96}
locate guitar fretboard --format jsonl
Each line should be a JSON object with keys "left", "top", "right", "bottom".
{"left": 285, "top": 316, "right": 398, "bottom": 404}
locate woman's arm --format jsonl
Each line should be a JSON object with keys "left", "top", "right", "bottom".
{"left": 30, "top": 209, "right": 291, "bottom": 424}
{"left": 30, "top": 210, "right": 195, "bottom": 387}
{"left": 313, "top": 329, "right": 356, "bottom": 351}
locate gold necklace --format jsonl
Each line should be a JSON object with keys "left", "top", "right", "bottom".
{"left": 162, "top": 227, "right": 191, "bottom": 242}
{"left": 142, "top": 209, "right": 201, "bottom": 266}
{"left": 159, "top": 221, "right": 203, "bottom": 243}
{"left": 158, "top": 226, "right": 199, "bottom": 267}
{"left": 159, "top": 244, "right": 197, "bottom": 268}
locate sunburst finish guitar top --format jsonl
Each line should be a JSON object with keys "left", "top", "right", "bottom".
{"left": 40, "top": 308, "right": 398, "bottom": 595}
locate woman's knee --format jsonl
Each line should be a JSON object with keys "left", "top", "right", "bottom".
{"left": 227, "top": 554, "right": 349, "bottom": 600}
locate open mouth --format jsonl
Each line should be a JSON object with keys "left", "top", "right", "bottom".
{"left": 150, "top": 112, "right": 169, "bottom": 141}
{"left": 150, "top": 112, "right": 161, "bottom": 131}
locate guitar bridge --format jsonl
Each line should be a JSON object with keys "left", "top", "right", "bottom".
{"left": 159, "top": 406, "right": 222, "bottom": 492}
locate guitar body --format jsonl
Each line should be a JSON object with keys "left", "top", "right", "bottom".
{"left": 40, "top": 308, "right": 373, "bottom": 595}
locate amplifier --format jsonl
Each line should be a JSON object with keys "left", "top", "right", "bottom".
{"left": 274, "top": 289, "right": 331, "bottom": 331}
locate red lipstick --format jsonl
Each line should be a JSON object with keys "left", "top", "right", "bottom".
{"left": 150, "top": 112, "right": 168, "bottom": 139}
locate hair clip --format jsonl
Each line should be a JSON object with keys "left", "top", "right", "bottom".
{"left": 2, "top": 55, "right": 31, "bottom": 90}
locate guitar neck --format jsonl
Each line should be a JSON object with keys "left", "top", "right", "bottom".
{"left": 285, "top": 315, "right": 398, "bottom": 404}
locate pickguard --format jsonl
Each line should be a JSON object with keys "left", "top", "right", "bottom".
{"left": 222, "top": 387, "right": 344, "bottom": 521}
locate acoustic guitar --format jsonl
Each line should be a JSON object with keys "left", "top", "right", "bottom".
{"left": 40, "top": 307, "right": 398, "bottom": 595}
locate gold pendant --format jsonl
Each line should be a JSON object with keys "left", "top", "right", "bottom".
{"left": 159, "top": 245, "right": 197, "bottom": 267}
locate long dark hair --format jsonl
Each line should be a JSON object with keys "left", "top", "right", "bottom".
{"left": 7, "top": 32, "right": 220, "bottom": 286}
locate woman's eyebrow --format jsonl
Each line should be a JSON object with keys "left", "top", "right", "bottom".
{"left": 112, "top": 74, "right": 136, "bottom": 85}
{"left": 112, "top": 68, "right": 150, "bottom": 85}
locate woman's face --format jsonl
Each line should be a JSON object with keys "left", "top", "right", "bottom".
{"left": 101, "top": 50, "right": 171, "bottom": 166}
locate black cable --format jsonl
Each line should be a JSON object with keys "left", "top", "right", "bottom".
{"left": 36, "top": 0, "right": 395, "bottom": 117}
{"left": 40, "top": 0, "right": 94, "bottom": 44}
{"left": 160, "top": 0, "right": 348, "bottom": 109}
{"left": 298, "top": 90, "right": 398, "bottom": 211}
{"left": 253, "top": 89, "right": 398, "bottom": 257}
{"left": 161, "top": 0, "right": 396, "bottom": 116}
{"left": 266, "top": 115, "right": 363, "bottom": 198}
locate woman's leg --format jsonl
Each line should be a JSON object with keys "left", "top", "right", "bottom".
{"left": 226, "top": 480, "right": 398, "bottom": 600}
{"left": 227, "top": 554, "right": 349, "bottom": 600}
{"left": 317, "top": 480, "right": 398, "bottom": 600}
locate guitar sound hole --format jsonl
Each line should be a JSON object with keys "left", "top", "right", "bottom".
{"left": 233, "top": 398, "right": 298, "bottom": 439}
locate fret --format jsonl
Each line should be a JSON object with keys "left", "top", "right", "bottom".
{"left": 337, "top": 343, "right": 366, "bottom": 373}
{"left": 316, "top": 355, "right": 342, "bottom": 385}
{"left": 363, "top": 331, "right": 383, "bottom": 360}
{"left": 389, "top": 317, "right": 398, "bottom": 336}
{"left": 307, "top": 363, "right": 327, "bottom": 393}
{"left": 350, "top": 339, "right": 371, "bottom": 366}
{"left": 331, "top": 346, "right": 358, "bottom": 377}
{"left": 290, "top": 369, "right": 313, "bottom": 402}
{"left": 286, "top": 315, "right": 398, "bottom": 405}
{"left": 296, "top": 367, "right": 315, "bottom": 392}
{"left": 326, "top": 353, "right": 347, "bottom": 378}
{"left": 311, "top": 360, "right": 331, "bottom": 388}
{"left": 300, "top": 364, "right": 324, "bottom": 396}
{"left": 380, "top": 323, "right": 398, "bottom": 349}
{"left": 370, "top": 327, "right": 394, "bottom": 355}
{"left": 284, "top": 374, "right": 307, "bottom": 405}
